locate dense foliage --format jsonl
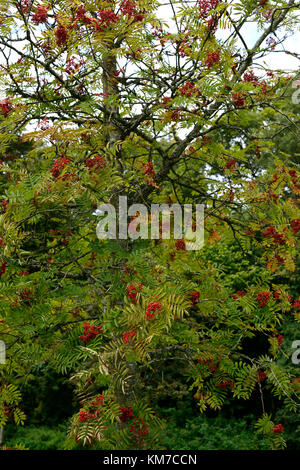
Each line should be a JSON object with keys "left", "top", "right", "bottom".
{"left": 0, "top": 0, "right": 299, "bottom": 450}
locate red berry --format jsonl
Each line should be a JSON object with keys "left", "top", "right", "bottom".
{"left": 31, "top": 5, "right": 48, "bottom": 25}
{"left": 272, "top": 424, "right": 284, "bottom": 434}
{"left": 145, "top": 301, "right": 161, "bottom": 320}
{"left": 175, "top": 238, "right": 186, "bottom": 251}
{"left": 256, "top": 291, "right": 270, "bottom": 308}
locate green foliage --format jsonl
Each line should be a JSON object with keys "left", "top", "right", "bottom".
{"left": 160, "top": 413, "right": 270, "bottom": 450}
{"left": 4, "top": 424, "right": 68, "bottom": 450}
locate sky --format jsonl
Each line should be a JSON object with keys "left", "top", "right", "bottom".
{"left": 156, "top": 0, "right": 300, "bottom": 72}
{"left": 1, "top": 1, "right": 299, "bottom": 102}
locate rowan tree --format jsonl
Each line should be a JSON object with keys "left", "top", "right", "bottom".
{"left": 0, "top": 0, "right": 299, "bottom": 450}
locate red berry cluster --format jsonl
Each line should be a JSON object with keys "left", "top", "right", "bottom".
{"left": 207, "top": 15, "right": 218, "bottom": 32}
{"left": 50, "top": 228, "right": 71, "bottom": 246}
{"left": 205, "top": 51, "right": 220, "bottom": 68}
{"left": 243, "top": 70, "right": 260, "bottom": 86}
{"left": 257, "top": 371, "right": 267, "bottom": 382}
{"left": 120, "top": 1, "right": 144, "bottom": 22}
{"left": 170, "top": 109, "right": 183, "bottom": 122}
{"left": 71, "top": 5, "right": 93, "bottom": 27}
{"left": 262, "top": 226, "right": 285, "bottom": 244}
{"left": 215, "top": 380, "right": 234, "bottom": 391}
{"left": 65, "top": 56, "right": 85, "bottom": 75}
{"left": 0, "top": 259, "right": 7, "bottom": 277}
{"left": 50, "top": 229, "right": 71, "bottom": 237}
{"left": 198, "top": 359, "right": 235, "bottom": 391}
{"left": 77, "top": 395, "right": 104, "bottom": 429}
{"left": 189, "top": 291, "right": 200, "bottom": 306}
{"left": 277, "top": 334, "right": 284, "bottom": 346}
{"left": 175, "top": 35, "right": 192, "bottom": 58}
{"left": 50, "top": 157, "right": 70, "bottom": 178}
{"left": 225, "top": 158, "right": 236, "bottom": 169}
{"left": 272, "top": 424, "right": 283, "bottom": 434}
{"left": 152, "top": 27, "right": 165, "bottom": 39}
{"left": 95, "top": 9, "right": 118, "bottom": 31}
{"left": 179, "top": 81, "right": 198, "bottom": 97}
{"left": 198, "top": 0, "right": 219, "bottom": 19}
{"left": 152, "top": 267, "right": 162, "bottom": 275}
{"left": 202, "top": 136, "right": 212, "bottom": 146}
{"left": 3, "top": 405, "right": 10, "bottom": 418}
{"left": 123, "top": 265, "right": 138, "bottom": 276}
{"left": 256, "top": 291, "right": 270, "bottom": 308}
{"left": 19, "top": 0, "right": 32, "bottom": 13}
{"left": 290, "top": 219, "right": 300, "bottom": 234}
{"left": 288, "top": 169, "right": 300, "bottom": 190}
{"left": 197, "top": 358, "right": 218, "bottom": 373}
{"left": 292, "top": 377, "right": 300, "bottom": 387}
{"left": 31, "top": 5, "right": 48, "bottom": 25}
{"left": 123, "top": 329, "right": 137, "bottom": 343}
{"left": 2, "top": 200, "right": 8, "bottom": 213}
{"left": 55, "top": 25, "right": 68, "bottom": 47}
{"left": 256, "top": 144, "right": 261, "bottom": 159}
{"left": 0, "top": 98, "right": 13, "bottom": 117}
{"left": 119, "top": 406, "right": 134, "bottom": 422}
{"left": 269, "top": 173, "right": 279, "bottom": 184}
{"left": 260, "top": 77, "right": 268, "bottom": 93}
{"left": 78, "top": 409, "right": 101, "bottom": 423}
{"left": 74, "top": 4, "right": 87, "bottom": 19}
{"left": 19, "top": 288, "right": 33, "bottom": 304}
{"left": 72, "top": 307, "right": 81, "bottom": 318}
{"left": 142, "top": 162, "right": 155, "bottom": 177}
{"left": 273, "top": 289, "right": 280, "bottom": 301}
{"left": 91, "top": 394, "right": 104, "bottom": 409}
{"left": 268, "top": 191, "right": 278, "bottom": 203}
{"left": 232, "top": 290, "right": 246, "bottom": 300}
{"left": 59, "top": 172, "right": 77, "bottom": 182}
{"left": 145, "top": 301, "right": 161, "bottom": 320}
{"left": 162, "top": 97, "right": 171, "bottom": 108}
{"left": 293, "top": 299, "right": 300, "bottom": 310}
{"left": 125, "top": 48, "right": 143, "bottom": 60}
{"left": 232, "top": 92, "right": 246, "bottom": 108}
{"left": 79, "top": 322, "right": 103, "bottom": 344}
{"left": 175, "top": 238, "right": 186, "bottom": 251}
{"left": 86, "top": 155, "right": 106, "bottom": 171}
{"left": 120, "top": 0, "right": 136, "bottom": 16}
{"left": 129, "top": 417, "right": 149, "bottom": 449}
{"left": 126, "top": 283, "right": 143, "bottom": 303}
{"left": 113, "top": 69, "right": 124, "bottom": 77}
